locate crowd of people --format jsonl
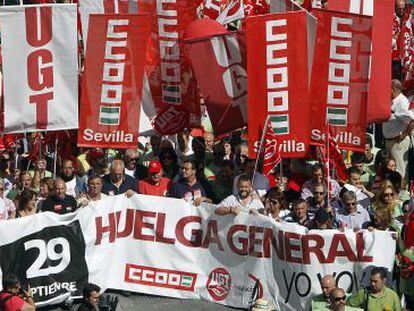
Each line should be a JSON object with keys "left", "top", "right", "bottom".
{"left": 0, "top": 0, "right": 413, "bottom": 310}
{"left": 0, "top": 120, "right": 412, "bottom": 310}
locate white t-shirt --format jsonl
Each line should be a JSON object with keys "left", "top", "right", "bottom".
{"left": 65, "top": 177, "right": 77, "bottom": 197}
{"left": 217, "top": 194, "right": 264, "bottom": 213}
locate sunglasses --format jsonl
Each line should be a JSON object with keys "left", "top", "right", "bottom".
{"left": 333, "top": 296, "right": 346, "bottom": 302}
{"left": 314, "top": 191, "right": 325, "bottom": 195}
{"left": 383, "top": 193, "right": 394, "bottom": 197}
{"left": 269, "top": 199, "right": 279, "bottom": 205}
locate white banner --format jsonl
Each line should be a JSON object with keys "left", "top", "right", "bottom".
{"left": 78, "top": 0, "right": 104, "bottom": 48}
{"left": 0, "top": 4, "right": 78, "bottom": 133}
{"left": 0, "top": 195, "right": 395, "bottom": 310}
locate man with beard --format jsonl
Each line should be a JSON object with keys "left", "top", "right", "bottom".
{"left": 60, "top": 158, "right": 87, "bottom": 198}
{"left": 215, "top": 174, "right": 264, "bottom": 215}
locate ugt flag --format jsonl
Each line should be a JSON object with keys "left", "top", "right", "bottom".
{"left": 0, "top": 4, "right": 78, "bottom": 133}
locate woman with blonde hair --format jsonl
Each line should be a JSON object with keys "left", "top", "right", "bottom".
{"left": 372, "top": 180, "right": 403, "bottom": 222}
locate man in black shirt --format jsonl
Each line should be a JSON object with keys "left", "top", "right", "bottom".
{"left": 42, "top": 179, "right": 78, "bottom": 214}
{"left": 77, "top": 283, "right": 100, "bottom": 311}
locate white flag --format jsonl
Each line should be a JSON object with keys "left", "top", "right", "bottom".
{"left": 0, "top": 4, "right": 78, "bottom": 133}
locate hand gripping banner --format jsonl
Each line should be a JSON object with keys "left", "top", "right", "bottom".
{"left": 77, "top": 14, "right": 150, "bottom": 148}
{"left": 327, "top": 0, "right": 394, "bottom": 124}
{"left": 247, "top": 11, "right": 310, "bottom": 159}
{"left": 0, "top": 195, "right": 396, "bottom": 310}
{"left": 0, "top": 4, "right": 78, "bottom": 133}
{"left": 309, "top": 9, "right": 372, "bottom": 151}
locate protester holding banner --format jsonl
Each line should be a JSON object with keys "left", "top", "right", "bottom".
{"left": 215, "top": 174, "right": 264, "bottom": 215}
{"left": 169, "top": 159, "right": 212, "bottom": 205}
{"left": 138, "top": 161, "right": 171, "bottom": 197}
{"left": 0, "top": 0, "right": 414, "bottom": 310}
{"left": 101, "top": 160, "right": 137, "bottom": 196}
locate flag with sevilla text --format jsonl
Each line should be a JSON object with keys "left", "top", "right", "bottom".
{"left": 309, "top": 9, "right": 372, "bottom": 151}
{"left": 184, "top": 31, "right": 247, "bottom": 135}
{"left": 247, "top": 11, "right": 310, "bottom": 159}
{"left": 77, "top": 14, "right": 150, "bottom": 149}
{"left": 327, "top": 0, "right": 393, "bottom": 123}
{"left": 0, "top": 4, "right": 78, "bottom": 133}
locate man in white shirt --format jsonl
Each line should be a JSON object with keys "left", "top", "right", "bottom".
{"left": 336, "top": 191, "right": 370, "bottom": 231}
{"left": 382, "top": 80, "right": 414, "bottom": 182}
{"left": 216, "top": 174, "right": 264, "bottom": 215}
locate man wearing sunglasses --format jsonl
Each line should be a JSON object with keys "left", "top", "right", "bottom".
{"left": 336, "top": 191, "right": 371, "bottom": 231}
{"left": 327, "top": 287, "right": 362, "bottom": 311}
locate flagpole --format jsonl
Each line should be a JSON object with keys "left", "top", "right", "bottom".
{"left": 53, "top": 136, "right": 58, "bottom": 179}
{"left": 252, "top": 115, "right": 270, "bottom": 186}
{"left": 326, "top": 122, "right": 330, "bottom": 203}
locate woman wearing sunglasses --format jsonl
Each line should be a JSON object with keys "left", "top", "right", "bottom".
{"left": 263, "top": 188, "right": 289, "bottom": 222}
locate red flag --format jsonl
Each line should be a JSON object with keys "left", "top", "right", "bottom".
{"left": 309, "top": 9, "right": 372, "bottom": 151}
{"left": 328, "top": 126, "right": 348, "bottom": 182}
{"left": 262, "top": 118, "right": 281, "bottom": 175}
{"left": 247, "top": 11, "right": 310, "bottom": 159}
{"left": 77, "top": 14, "right": 150, "bottom": 149}
{"left": 327, "top": 0, "right": 393, "bottom": 123}
{"left": 137, "top": 0, "right": 200, "bottom": 129}
{"left": 28, "top": 132, "right": 43, "bottom": 162}
{"left": 184, "top": 23, "right": 247, "bottom": 135}
{"left": 244, "top": 0, "right": 269, "bottom": 16}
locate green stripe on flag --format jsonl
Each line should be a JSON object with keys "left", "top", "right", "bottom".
{"left": 163, "top": 96, "right": 181, "bottom": 104}
{"left": 328, "top": 118, "right": 347, "bottom": 126}
{"left": 327, "top": 108, "right": 347, "bottom": 115}
{"left": 163, "top": 85, "right": 180, "bottom": 92}
{"left": 100, "top": 107, "right": 120, "bottom": 114}
{"left": 270, "top": 114, "right": 289, "bottom": 135}
{"left": 270, "top": 115, "right": 288, "bottom": 122}
{"left": 99, "top": 118, "right": 119, "bottom": 125}
{"left": 274, "top": 127, "right": 289, "bottom": 135}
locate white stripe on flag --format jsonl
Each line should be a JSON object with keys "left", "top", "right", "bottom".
{"left": 100, "top": 112, "right": 120, "bottom": 119}
{"left": 349, "top": 0, "right": 361, "bottom": 14}
{"left": 363, "top": 0, "right": 373, "bottom": 16}
{"left": 271, "top": 121, "right": 289, "bottom": 128}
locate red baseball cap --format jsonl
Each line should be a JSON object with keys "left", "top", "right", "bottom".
{"left": 149, "top": 161, "right": 162, "bottom": 174}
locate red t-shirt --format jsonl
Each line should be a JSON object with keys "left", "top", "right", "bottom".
{"left": 0, "top": 292, "right": 25, "bottom": 311}
{"left": 138, "top": 177, "right": 171, "bottom": 197}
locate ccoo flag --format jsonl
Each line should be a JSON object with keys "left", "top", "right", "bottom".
{"left": 247, "top": 11, "right": 310, "bottom": 159}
